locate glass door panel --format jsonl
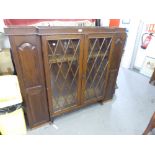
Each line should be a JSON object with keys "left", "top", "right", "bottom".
{"left": 47, "top": 37, "right": 82, "bottom": 112}
{"left": 84, "top": 36, "right": 113, "bottom": 101}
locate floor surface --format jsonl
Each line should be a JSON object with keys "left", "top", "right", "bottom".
{"left": 28, "top": 68, "right": 155, "bottom": 135}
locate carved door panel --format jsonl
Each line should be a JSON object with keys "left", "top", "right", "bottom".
{"left": 42, "top": 35, "right": 84, "bottom": 115}
{"left": 82, "top": 34, "right": 114, "bottom": 104}
{"left": 17, "top": 42, "right": 41, "bottom": 88}
{"left": 9, "top": 35, "right": 50, "bottom": 128}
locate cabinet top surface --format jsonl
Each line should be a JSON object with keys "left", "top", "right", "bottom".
{"left": 4, "top": 26, "right": 126, "bottom": 35}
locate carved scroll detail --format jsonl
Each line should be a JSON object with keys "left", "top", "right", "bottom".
{"left": 18, "top": 43, "right": 36, "bottom": 51}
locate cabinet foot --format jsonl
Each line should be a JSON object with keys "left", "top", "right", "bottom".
{"left": 49, "top": 117, "right": 54, "bottom": 124}
{"left": 98, "top": 100, "right": 104, "bottom": 105}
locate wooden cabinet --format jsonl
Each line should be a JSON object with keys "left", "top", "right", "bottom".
{"left": 5, "top": 26, "right": 127, "bottom": 128}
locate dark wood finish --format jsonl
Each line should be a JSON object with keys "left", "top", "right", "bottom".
{"left": 143, "top": 112, "right": 155, "bottom": 135}
{"left": 37, "top": 26, "right": 126, "bottom": 35}
{"left": 41, "top": 36, "right": 54, "bottom": 121}
{"left": 5, "top": 29, "right": 50, "bottom": 128}
{"left": 82, "top": 33, "right": 113, "bottom": 104}
{"left": 104, "top": 69, "right": 119, "bottom": 100}
{"left": 26, "top": 86, "right": 49, "bottom": 127}
{"left": 5, "top": 26, "right": 126, "bottom": 128}
{"left": 42, "top": 34, "right": 84, "bottom": 116}
{"left": 149, "top": 69, "right": 155, "bottom": 85}
{"left": 52, "top": 96, "right": 103, "bottom": 117}
{"left": 104, "top": 33, "right": 127, "bottom": 101}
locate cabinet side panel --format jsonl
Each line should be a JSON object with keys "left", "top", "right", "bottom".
{"left": 104, "top": 69, "right": 118, "bottom": 101}
{"left": 26, "top": 86, "right": 49, "bottom": 127}
{"left": 104, "top": 33, "right": 127, "bottom": 101}
{"left": 109, "top": 34, "right": 126, "bottom": 70}
{"left": 8, "top": 35, "right": 50, "bottom": 128}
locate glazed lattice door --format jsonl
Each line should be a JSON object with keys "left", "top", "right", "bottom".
{"left": 43, "top": 35, "right": 84, "bottom": 114}
{"left": 82, "top": 34, "right": 113, "bottom": 103}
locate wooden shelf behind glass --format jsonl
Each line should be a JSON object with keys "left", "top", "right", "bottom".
{"left": 48, "top": 52, "right": 106, "bottom": 63}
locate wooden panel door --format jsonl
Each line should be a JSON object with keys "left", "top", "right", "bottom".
{"left": 81, "top": 34, "right": 114, "bottom": 104}
{"left": 26, "top": 86, "right": 49, "bottom": 126}
{"left": 9, "top": 35, "right": 50, "bottom": 128}
{"left": 42, "top": 34, "right": 84, "bottom": 116}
